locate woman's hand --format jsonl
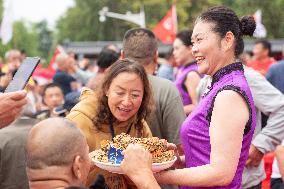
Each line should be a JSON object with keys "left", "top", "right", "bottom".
{"left": 167, "top": 143, "right": 185, "bottom": 169}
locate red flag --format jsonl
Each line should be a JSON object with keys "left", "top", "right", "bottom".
{"left": 33, "top": 46, "right": 64, "bottom": 80}
{"left": 153, "top": 5, "right": 177, "bottom": 44}
{"left": 48, "top": 45, "right": 64, "bottom": 74}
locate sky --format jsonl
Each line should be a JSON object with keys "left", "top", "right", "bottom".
{"left": 11, "top": 0, "right": 74, "bottom": 29}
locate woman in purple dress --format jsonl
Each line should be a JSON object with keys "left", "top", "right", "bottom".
{"left": 174, "top": 30, "right": 202, "bottom": 114}
{"left": 121, "top": 6, "right": 257, "bottom": 189}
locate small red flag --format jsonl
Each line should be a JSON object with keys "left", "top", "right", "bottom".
{"left": 33, "top": 46, "right": 64, "bottom": 80}
{"left": 153, "top": 5, "right": 177, "bottom": 44}
{"left": 48, "top": 45, "right": 64, "bottom": 74}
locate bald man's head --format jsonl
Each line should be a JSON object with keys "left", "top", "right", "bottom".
{"left": 26, "top": 118, "right": 88, "bottom": 169}
{"left": 55, "top": 53, "right": 69, "bottom": 71}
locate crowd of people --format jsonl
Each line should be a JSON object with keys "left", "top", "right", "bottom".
{"left": 0, "top": 5, "right": 284, "bottom": 189}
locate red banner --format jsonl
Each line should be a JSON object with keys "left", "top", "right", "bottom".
{"left": 153, "top": 5, "right": 177, "bottom": 44}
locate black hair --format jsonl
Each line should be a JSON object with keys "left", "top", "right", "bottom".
{"left": 197, "top": 6, "right": 256, "bottom": 57}
{"left": 176, "top": 30, "right": 193, "bottom": 47}
{"left": 97, "top": 49, "right": 119, "bottom": 69}
{"left": 42, "top": 83, "right": 63, "bottom": 97}
{"left": 123, "top": 28, "right": 156, "bottom": 40}
{"left": 255, "top": 39, "right": 271, "bottom": 56}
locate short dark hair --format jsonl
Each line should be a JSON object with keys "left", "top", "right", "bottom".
{"left": 197, "top": 6, "right": 256, "bottom": 57}
{"left": 97, "top": 49, "right": 119, "bottom": 69}
{"left": 176, "top": 30, "right": 193, "bottom": 47}
{"left": 42, "top": 83, "right": 63, "bottom": 98}
{"left": 255, "top": 39, "right": 271, "bottom": 55}
{"left": 123, "top": 28, "right": 157, "bottom": 65}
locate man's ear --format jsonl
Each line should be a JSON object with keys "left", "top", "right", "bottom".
{"left": 72, "top": 155, "right": 82, "bottom": 179}
{"left": 120, "top": 50, "right": 125, "bottom": 59}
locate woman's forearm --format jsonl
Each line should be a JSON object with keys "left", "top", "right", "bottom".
{"left": 156, "top": 164, "right": 233, "bottom": 187}
{"left": 129, "top": 170, "right": 161, "bottom": 189}
{"left": 275, "top": 145, "right": 284, "bottom": 181}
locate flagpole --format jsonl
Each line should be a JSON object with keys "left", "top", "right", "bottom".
{"left": 98, "top": 5, "right": 146, "bottom": 28}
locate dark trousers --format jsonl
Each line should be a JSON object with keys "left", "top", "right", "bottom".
{"left": 271, "top": 178, "right": 284, "bottom": 189}
{"left": 245, "top": 183, "right": 262, "bottom": 189}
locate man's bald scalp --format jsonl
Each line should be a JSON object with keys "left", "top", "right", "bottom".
{"left": 26, "top": 118, "right": 86, "bottom": 169}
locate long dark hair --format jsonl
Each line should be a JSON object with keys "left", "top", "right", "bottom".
{"left": 92, "top": 58, "right": 153, "bottom": 133}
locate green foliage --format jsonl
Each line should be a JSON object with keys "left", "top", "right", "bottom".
{"left": 228, "top": 0, "right": 284, "bottom": 38}
{"left": 0, "top": 21, "right": 54, "bottom": 62}
{"left": 35, "top": 20, "right": 53, "bottom": 60}
{"left": 12, "top": 21, "right": 39, "bottom": 56}
{"left": 0, "top": 21, "right": 39, "bottom": 59}
{"left": 56, "top": 0, "right": 284, "bottom": 42}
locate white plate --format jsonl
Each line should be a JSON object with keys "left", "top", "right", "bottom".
{"left": 92, "top": 156, "right": 177, "bottom": 174}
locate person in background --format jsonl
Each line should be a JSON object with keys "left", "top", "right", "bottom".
{"left": 86, "top": 48, "right": 119, "bottom": 90}
{"left": 173, "top": 30, "right": 201, "bottom": 115}
{"left": 266, "top": 45, "right": 284, "bottom": 94}
{"left": 79, "top": 58, "right": 91, "bottom": 71}
{"left": 2, "top": 49, "right": 21, "bottom": 74}
{"left": 103, "top": 43, "right": 120, "bottom": 53}
{"left": 157, "top": 48, "right": 176, "bottom": 81}
{"left": 122, "top": 6, "right": 257, "bottom": 189}
{"left": 34, "top": 83, "right": 64, "bottom": 120}
{"left": 271, "top": 140, "right": 284, "bottom": 189}
{"left": 0, "top": 101, "right": 39, "bottom": 189}
{"left": 20, "top": 49, "right": 27, "bottom": 63}
{"left": 0, "top": 71, "right": 12, "bottom": 92}
{"left": 68, "top": 55, "right": 94, "bottom": 86}
{"left": 247, "top": 40, "right": 276, "bottom": 75}
{"left": 53, "top": 91, "right": 80, "bottom": 117}
{"left": 26, "top": 78, "right": 49, "bottom": 114}
{"left": 53, "top": 53, "right": 77, "bottom": 95}
{"left": 67, "top": 59, "right": 153, "bottom": 189}
{"left": 25, "top": 118, "right": 91, "bottom": 189}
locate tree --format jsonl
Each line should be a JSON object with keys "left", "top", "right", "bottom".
{"left": 48, "top": 0, "right": 284, "bottom": 43}
{"left": 228, "top": 0, "right": 284, "bottom": 38}
{"left": 0, "top": 20, "right": 40, "bottom": 59}
{"left": 36, "top": 20, "right": 53, "bottom": 60}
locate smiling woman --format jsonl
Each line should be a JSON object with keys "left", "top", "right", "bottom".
{"left": 66, "top": 58, "right": 153, "bottom": 189}
{"left": 120, "top": 6, "right": 258, "bottom": 189}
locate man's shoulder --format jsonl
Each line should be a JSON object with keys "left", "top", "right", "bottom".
{"left": 54, "top": 70, "right": 73, "bottom": 79}
{"left": 148, "top": 75, "right": 180, "bottom": 97}
{"left": 269, "top": 60, "right": 284, "bottom": 70}
{"left": 148, "top": 75, "right": 177, "bottom": 90}
{"left": 0, "top": 118, "right": 36, "bottom": 146}
{"left": 244, "top": 66, "right": 263, "bottom": 79}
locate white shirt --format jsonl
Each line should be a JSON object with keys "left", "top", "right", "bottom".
{"left": 271, "top": 140, "right": 284, "bottom": 178}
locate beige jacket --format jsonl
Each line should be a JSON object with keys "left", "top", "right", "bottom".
{"left": 67, "top": 88, "right": 152, "bottom": 189}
